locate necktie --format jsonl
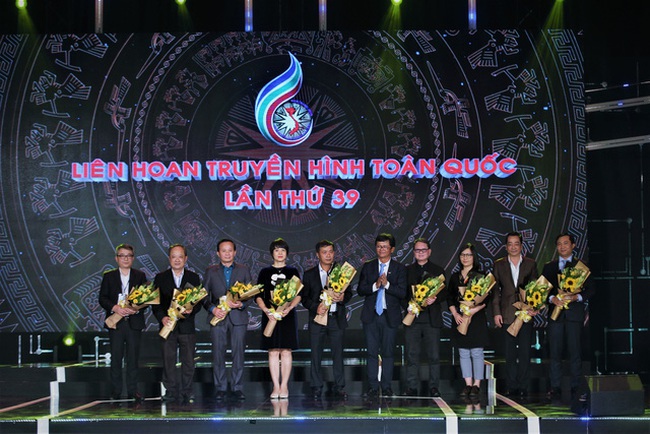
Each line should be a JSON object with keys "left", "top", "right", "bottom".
{"left": 559, "top": 258, "right": 566, "bottom": 271}
{"left": 375, "top": 262, "right": 386, "bottom": 315}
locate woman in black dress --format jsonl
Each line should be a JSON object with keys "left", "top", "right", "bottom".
{"left": 447, "top": 242, "right": 489, "bottom": 398}
{"left": 255, "top": 238, "right": 301, "bottom": 399}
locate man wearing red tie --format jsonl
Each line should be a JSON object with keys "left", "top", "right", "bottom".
{"left": 357, "top": 233, "right": 407, "bottom": 399}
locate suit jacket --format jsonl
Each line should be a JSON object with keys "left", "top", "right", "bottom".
{"left": 542, "top": 258, "right": 594, "bottom": 322}
{"left": 152, "top": 268, "right": 202, "bottom": 334}
{"left": 403, "top": 260, "right": 447, "bottom": 327}
{"left": 357, "top": 258, "right": 408, "bottom": 328}
{"left": 492, "top": 256, "right": 538, "bottom": 324}
{"left": 99, "top": 267, "right": 148, "bottom": 330}
{"left": 203, "top": 262, "right": 252, "bottom": 326}
{"left": 301, "top": 263, "right": 353, "bottom": 329}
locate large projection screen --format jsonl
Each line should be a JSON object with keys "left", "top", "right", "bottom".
{"left": 0, "top": 30, "right": 585, "bottom": 333}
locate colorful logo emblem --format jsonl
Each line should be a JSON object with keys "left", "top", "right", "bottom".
{"left": 255, "top": 53, "right": 313, "bottom": 147}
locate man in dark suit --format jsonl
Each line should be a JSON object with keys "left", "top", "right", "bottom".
{"left": 152, "top": 244, "right": 201, "bottom": 403}
{"left": 203, "top": 239, "right": 253, "bottom": 401}
{"left": 402, "top": 238, "right": 447, "bottom": 397}
{"left": 542, "top": 233, "right": 595, "bottom": 400}
{"left": 357, "top": 233, "right": 408, "bottom": 398}
{"left": 98, "top": 243, "right": 148, "bottom": 401}
{"left": 492, "top": 232, "right": 538, "bottom": 398}
{"left": 301, "top": 240, "right": 353, "bottom": 400}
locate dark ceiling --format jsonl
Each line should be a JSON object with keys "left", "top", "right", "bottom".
{"left": 0, "top": 0, "right": 649, "bottom": 95}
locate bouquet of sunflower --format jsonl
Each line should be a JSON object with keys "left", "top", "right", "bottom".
{"left": 550, "top": 261, "right": 590, "bottom": 321}
{"left": 160, "top": 284, "right": 208, "bottom": 339}
{"left": 457, "top": 273, "right": 496, "bottom": 335}
{"left": 263, "top": 275, "right": 303, "bottom": 337}
{"left": 314, "top": 262, "right": 356, "bottom": 326}
{"left": 105, "top": 282, "right": 160, "bottom": 329}
{"left": 403, "top": 274, "right": 446, "bottom": 326}
{"left": 210, "top": 281, "right": 264, "bottom": 326}
{"left": 507, "top": 275, "right": 552, "bottom": 337}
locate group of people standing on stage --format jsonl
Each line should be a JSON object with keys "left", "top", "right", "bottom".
{"left": 98, "top": 230, "right": 593, "bottom": 404}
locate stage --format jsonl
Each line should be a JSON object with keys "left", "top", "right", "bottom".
{"left": 1, "top": 359, "right": 648, "bottom": 434}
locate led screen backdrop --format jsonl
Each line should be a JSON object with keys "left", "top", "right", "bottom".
{"left": 0, "top": 30, "right": 585, "bottom": 333}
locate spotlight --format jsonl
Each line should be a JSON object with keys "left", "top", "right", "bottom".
{"left": 62, "top": 334, "right": 76, "bottom": 347}
{"left": 16, "top": 0, "right": 27, "bottom": 9}
{"left": 391, "top": 0, "right": 402, "bottom": 5}
{"left": 176, "top": 0, "right": 186, "bottom": 5}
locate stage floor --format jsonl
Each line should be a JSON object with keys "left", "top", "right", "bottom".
{"left": 2, "top": 384, "right": 649, "bottom": 434}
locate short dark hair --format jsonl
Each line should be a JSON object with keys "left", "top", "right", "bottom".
{"left": 115, "top": 243, "right": 134, "bottom": 255}
{"left": 505, "top": 232, "right": 522, "bottom": 244}
{"left": 413, "top": 238, "right": 430, "bottom": 249}
{"left": 315, "top": 239, "right": 334, "bottom": 252}
{"left": 555, "top": 232, "right": 575, "bottom": 244}
{"left": 457, "top": 242, "right": 481, "bottom": 272}
{"left": 376, "top": 233, "right": 396, "bottom": 248}
{"left": 217, "top": 238, "right": 236, "bottom": 251}
{"left": 269, "top": 238, "right": 290, "bottom": 254}
{"left": 168, "top": 243, "right": 187, "bottom": 256}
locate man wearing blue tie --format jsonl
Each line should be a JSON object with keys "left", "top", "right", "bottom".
{"left": 542, "top": 233, "right": 594, "bottom": 401}
{"left": 357, "top": 233, "right": 408, "bottom": 398}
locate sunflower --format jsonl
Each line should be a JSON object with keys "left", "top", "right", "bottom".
{"left": 176, "top": 293, "right": 187, "bottom": 304}
{"left": 563, "top": 278, "right": 576, "bottom": 292}
{"left": 531, "top": 291, "right": 542, "bottom": 306}
{"left": 331, "top": 281, "right": 342, "bottom": 291}
{"left": 463, "top": 290, "right": 476, "bottom": 302}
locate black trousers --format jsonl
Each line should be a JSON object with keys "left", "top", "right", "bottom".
{"left": 404, "top": 323, "right": 440, "bottom": 390}
{"left": 502, "top": 321, "right": 532, "bottom": 391}
{"left": 548, "top": 318, "right": 582, "bottom": 389}
{"left": 309, "top": 311, "right": 345, "bottom": 390}
{"left": 109, "top": 319, "right": 142, "bottom": 396}
{"left": 161, "top": 331, "right": 196, "bottom": 396}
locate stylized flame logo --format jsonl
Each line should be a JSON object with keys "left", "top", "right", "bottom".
{"left": 255, "top": 53, "right": 313, "bottom": 147}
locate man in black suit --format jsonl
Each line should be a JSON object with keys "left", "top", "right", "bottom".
{"left": 402, "top": 238, "right": 447, "bottom": 397}
{"left": 492, "top": 232, "right": 538, "bottom": 398}
{"left": 301, "top": 240, "right": 353, "bottom": 400}
{"left": 357, "top": 233, "right": 408, "bottom": 398}
{"left": 152, "top": 244, "right": 201, "bottom": 403}
{"left": 98, "top": 243, "right": 148, "bottom": 401}
{"left": 542, "top": 233, "right": 595, "bottom": 400}
{"left": 203, "top": 239, "right": 253, "bottom": 401}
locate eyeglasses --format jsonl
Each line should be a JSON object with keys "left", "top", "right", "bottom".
{"left": 376, "top": 245, "right": 391, "bottom": 250}
{"left": 459, "top": 253, "right": 473, "bottom": 257}
{"left": 414, "top": 249, "right": 429, "bottom": 253}
{"left": 116, "top": 254, "right": 134, "bottom": 258}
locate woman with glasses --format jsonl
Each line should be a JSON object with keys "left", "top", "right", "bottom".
{"left": 447, "top": 242, "right": 489, "bottom": 400}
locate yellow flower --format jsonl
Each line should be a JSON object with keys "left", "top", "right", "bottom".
{"left": 463, "top": 290, "right": 476, "bottom": 302}
{"left": 331, "top": 282, "right": 342, "bottom": 291}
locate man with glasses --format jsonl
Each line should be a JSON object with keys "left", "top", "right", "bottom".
{"left": 492, "top": 232, "right": 538, "bottom": 399}
{"left": 99, "top": 243, "right": 148, "bottom": 401}
{"left": 357, "top": 233, "right": 407, "bottom": 399}
{"left": 402, "top": 238, "right": 446, "bottom": 397}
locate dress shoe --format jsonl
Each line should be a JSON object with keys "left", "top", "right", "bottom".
{"left": 214, "top": 390, "right": 226, "bottom": 400}
{"left": 430, "top": 387, "right": 441, "bottom": 398}
{"left": 332, "top": 388, "right": 348, "bottom": 400}
{"left": 363, "top": 388, "right": 378, "bottom": 399}
{"left": 469, "top": 386, "right": 480, "bottom": 397}
{"left": 461, "top": 386, "right": 472, "bottom": 397}
{"left": 232, "top": 390, "right": 246, "bottom": 400}
{"left": 381, "top": 388, "right": 395, "bottom": 398}
{"left": 401, "top": 387, "right": 418, "bottom": 397}
{"left": 182, "top": 394, "right": 195, "bottom": 404}
{"left": 571, "top": 387, "right": 588, "bottom": 402}
{"left": 311, "top": 387, "right": 322, "bottom": 399}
